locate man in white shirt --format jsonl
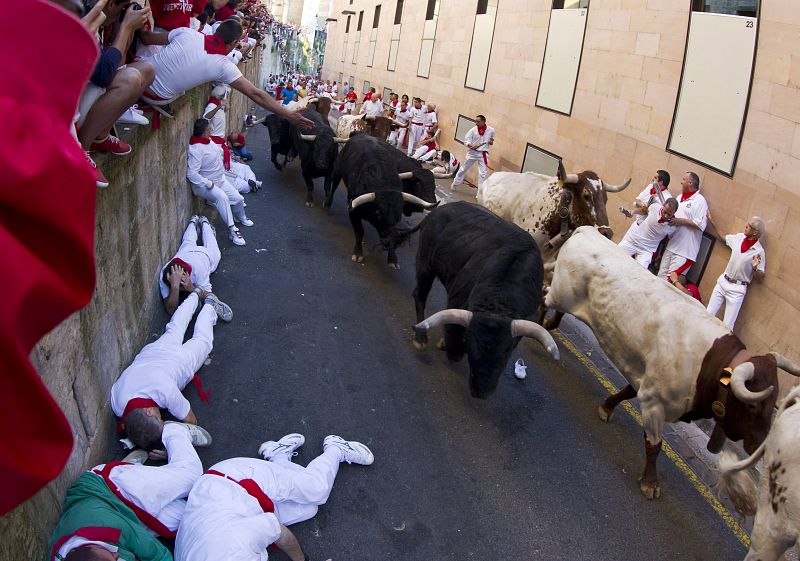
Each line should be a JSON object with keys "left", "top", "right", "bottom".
{"left": 187, "top": 119, "right": 251, "bottom": 246}
{"left": 175, "top": 433, "right": 374, "bottom": 561}
{"left": 706, "top": 217, "right": 766, "bottom": 329}
{"left": 140, "top": 20, "right": 313, "bottom": 131}
{"left": 452, "top": 114, "right": 495, "bottom": 190}
{"left": 109, "top": 289, "right": 228, "bottom": 452}
{"left": 423, "top": 102, "right": 438, "bottom": 134}
{"left": 656, "top": 172, "right": 708, "bottom": 279}
{"left": 406, "top": 98, "right": 428, "bottom": 156}
{"left": 618, "top": 198, "right": 678, "bottom": 268}
{"left": 622, "top": 170, "right": 672, "bottom": 223}
{"left": 359, "top": 95, "right": 384, "bottom": 117}
{"left": 389, "top": 100, "right": 412, "bottom": 148}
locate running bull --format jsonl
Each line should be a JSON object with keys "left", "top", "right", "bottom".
{"left": 544, "top": 226, "right": 797, "bottom": 499}
{"left": 412, "top": 202, "right": 559, "bottom": 398}
{"left": 293, "top": 100, "right": 338, "bottom": 207}
{"left": 328, "top": 133, "right": 438, "bottom": 269}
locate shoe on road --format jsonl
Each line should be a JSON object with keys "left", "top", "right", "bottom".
{"left": 229, "top": 227, "right": 246, "bottom": 246}
{"left": 90, "top": 134, "right": 132, "bottom": 155}
{"left": 323, "top": 435, "right": 374, "bottom": 465}
{"left": 164, "top": 421, "right": 212, "bottom": 447}
{"left": 235, "top": 215, "right": 254, "bottom": 227}
{"left": 205, "top": 293, "right": 233, "bottom": 322}
{"left": 259, "top": 433, "right": 305, "bottom": 461}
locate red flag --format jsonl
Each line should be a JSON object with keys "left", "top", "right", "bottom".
{"left": 0, "top": 0, "right": 99, "bottom": 515}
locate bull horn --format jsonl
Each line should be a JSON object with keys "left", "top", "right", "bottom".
{"left": 334, "top": 137, "right": 349, "bottom": 144}
{"left": 771, "top": 352, "right": 800, "bottom": 376}
{"left": 401, "top": 192, "right": 439, "bottom": 209}
{"left": 299, "top": 134, "right": 317, "bottom": 141}
{"left": 730, "top": 362, "right": 774, "bottom": 404}
{"left": 398, "top": 171, "right": 414, "bottom": 180}
{"left": 601, "top": 177, "right": 632, "bottom": 193}
{"left": 510, "top": 320, "right": 560, "bottom": 361}
{"left": 308, "top": 97, "right": 319, "bottom": 103}
{"left": 358, "top": 114, "right": 367, "bottom": 120}
{"left": 563, "top": 174, "right": 579, "bottom": 184}
{"left": 414, "top": 309, "right": 473, "bottom": 332}
{"left": 432, "top": 171, "right": 455, "bottom": 179}
{"left": 349, "top": 192, "right": 376, "bottom": 209}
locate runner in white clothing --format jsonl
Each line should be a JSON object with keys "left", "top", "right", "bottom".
{"left": 618, "top": 199, "right": 678, "bottom": 268}
{"left": 359, "top": 97, "right": 384, "bottom": 117}
{"left": 175, "top": 434, "right": 374, "bottom": 561}
{"left": 389, "top": 100, "right": 412, "bottom": 148}
{"left": 406, "top": 98, "right": 427, "bottom": 156}
{"left": 706, "top": 217, "right": 766, "bottom": 329}
{"left": 110, "top": 292, "right": 227, "bottom": 451}
{"left": 656, "top": 172, "right": 708, "bottom": 279}
{"left": 621, "top": 170, "right": 672, "bottom": 224}
{"left": 452, "top": 114, "right": 495, "bottom": 190}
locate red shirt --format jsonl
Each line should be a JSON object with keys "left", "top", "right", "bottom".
{"left": 686, "top": 283, "right": 702, "bottom": 303}
{"left": 346, "top": 91, "right": 357, "bottom": 102}
{"left": 149, "top": 0, "right": 197, "bottom": 31}
{"left": 215, "top": 4, "right": 236, "bottom": 21}
{"left": 363, "top": 92, "right": 372, "bottom": 101}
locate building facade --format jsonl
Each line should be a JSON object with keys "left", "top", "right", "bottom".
{"left": 322, "top": 0, "right": 800, "bottom": 392}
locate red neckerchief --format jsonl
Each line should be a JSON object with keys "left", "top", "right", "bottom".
{"left": 649, "top": 185, "right": 657, "bottom": 195}
{"left": 116, "top": 397, "right": 158, "bottom": 433}
{"left": 208, "top": 97, "right": 222, "bottom": 106}
{"left": 741, "top": 237, "right": 757, "bottom": 253}
{"left": 204, "top": 35, "right": 228, "bottom": 55}
{"left": 190, "top": 136, "right": 211, "bottom": 145}
{"left": 477, "top": 125, "right": 487, "bottom": 135}
{"left": 658, "top": 208, "right": 669, "bottom": 224}
{"left": 168, "top": 257, "right": 193, "bottom": 276}
{"left": 391, "top": 100, "right": 398, "bottom": 107}
{"left": 680, "top": 190, "right": 697, "bottom": 202}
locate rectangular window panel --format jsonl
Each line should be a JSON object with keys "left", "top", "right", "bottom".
{"left": 521, "top": 143, "right": 561, "bottom": 176}
{"left": 338, "top": 72, "right": 343, "bottom": 84}
{"left": 692, "top": 0, "right": 758, "bottom": 17}
{"left": 553, "top": 0, "right": 589, "bottom": 7}
{"left": 535, "top": 5, "right": 588, "bottom": 115}
{"left": 465, "top": 0, "right": 498, "bottom": 91}
{"left": 368, "top": 26, "right": 378, "bottom": 67}
{"left": 455, "top": 114, "right": 477, "bottom": 145}
{"left": 363, "top": 80, "right": 371, "bottom": 94}
{"left": 357, "top": 10, "right": 364, "bottom": 30}
{"left": 668, "top": 11, "right": 758, "bottom": 175}
{"left": 352, "top": 31, "right": 360, "bottom": 63}
{"left": 394, "top": 0, "right": 404, "bottom": 24}
{"left": 383, "top": 87, "right": 392, "bottom": 104}
{"left": 417, "top": 1, "right": 440, "bottom": 78}
{"left": 683, "top": 232, "right": 716, "bottom": 286}
{"left": 388, "top": 24, "right": 401, "bottom": 70}
{"left": 373, "top": 5, "right": 381, "bottom": 27}
{"left": 349, "top": 75, "right": 354, "bottom": 87}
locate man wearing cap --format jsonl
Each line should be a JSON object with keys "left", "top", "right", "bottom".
{"left": 656, "top": 172, "right": 708, "bottom": 280}
{"left": 706, "top": 216, "right": 766, "bottom": 329}
{"left": 47, "top": 423, "right": 211, "bottom": 561}
{"left": 452, "top": 114, "right": 495, "bottom": 190}
{"left": 175, "top": 433, "right": 374, "bottom": 561}
{"left": 109, "top": 282, "right": 229, "bottom": 452}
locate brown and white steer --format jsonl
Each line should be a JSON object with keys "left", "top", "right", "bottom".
{"left": 544, "top": 226, "right": 797, "bottom": 499}
{"left": 477, "top": 170, "right": 630, "bottom": 270}
{"left": 335, "top": 114, "right": 400, "bottom": 143}
{"left": 718, "top": 378, "right": 800, "bottom": 561}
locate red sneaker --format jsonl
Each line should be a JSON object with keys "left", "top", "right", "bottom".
{"left": 86, "top": 152, "right": 109, "bottom": 188}
{"left": 89, "top": 134, "right": 132, "bottom": 155}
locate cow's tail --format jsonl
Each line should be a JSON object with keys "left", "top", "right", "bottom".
{"left": 716, "top": 442, "right": 764, "bottom": 517}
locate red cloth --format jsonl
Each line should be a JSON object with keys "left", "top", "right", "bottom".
{"left": 211, "top": 136, "right": 231, "bottom": 170}
{"left": 50, "top": 527, "right": 122, "bottom": 561}
{"left": 205, "top": 470, "right": 275, "bottom": 512}
{"left": 204, "top": 34, "right": 228, "bottom": 55}
{"left": 364, "top": 91, "right": 372, "bottom": 101}
{"left": 92, "top": 463, "right": 176, "bottom": 538}
{"left": 477, "top": 124, "right": 487, "bottom": 135}
{"left": 1, "top": 0, "right": 98, "bottom": 516}
{"left": 207, "top": 97, "right": 222, "bottom": 106}
{"left": 116, "top": 398, "right": 159, "bottom": 433}
{"left": 686, "top": 283, "right": 702, "bottom": 303}
{"left": 190, "top": 136, "right": 211, "bottom": 144}
{"left": 346, "top": 91, "right": 357, "bottom": 102}
{"left": 149, "top": 0, "right": 194, "bottom": 31}
{"left": 168, "top": 257, "right": 193, "bottom": 276}
{"left": 741, "top": 237, "right": 757, "bottom": 253}
{"left": 191, "top": 0, "right": 208, "bottom": 16}
{"left": 680, "top": 190, "right": 697, "bottom": 203}
{"left": 215, "top": 4, "right": 236, "bottom": 21}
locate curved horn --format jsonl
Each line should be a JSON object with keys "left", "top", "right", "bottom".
{"left": 510, "top": 320, "right": 560, "bottom": 361}
{"left": 601, "top": 177, "right": 632, "bottom": 193}
{"left": 349, "top": 193, "right": 376, "bottom": 209}
{"left": 730, "top": 362, "right": 774, "bottom": 404}
{"left": 334, "top": 137, "right": 349, "bottom": 144}
{"left": 308, "top": 97, "right": 319, "bottom": 104}
{"left": 771, "top": 352, "right": 800, "bottom": 377}
{"left": 358, "top": 114, "right": 367, "bottom": 120}
{"left": 299, "top": 134, "right": 317, "bottom": 141}
{"left": 398, "top": 171, "right": 414, "bottom": 180}
{"left": 401, "top": 192, "right": 439, "bottom": 209}
{"left": 414, "top": 309, "right": 473, "bottom": 332}
{"left": 432, "top": 171, "right": 455, "bottom": 179}
{"left": 563, "top": 173, "right": 579, "bottom": 184}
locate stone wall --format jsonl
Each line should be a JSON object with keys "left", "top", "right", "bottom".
{"left": 322, "top": 0, "right": 800, "bottom": 395}
{"left": 0, "top": 53, "right": 260, "bottom": 561}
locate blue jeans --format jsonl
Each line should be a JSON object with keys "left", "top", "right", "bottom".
{"left": 233, "top": 146, "right": 253, "bottom": 161}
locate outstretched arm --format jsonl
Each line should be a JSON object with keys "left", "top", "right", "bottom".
{"left": 230, "top": 77, "right": 314, "bottom": 129}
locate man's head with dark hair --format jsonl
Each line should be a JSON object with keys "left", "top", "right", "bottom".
{"left": 441, "top": 150, "right": 450, "bottom": 162}
{"left": 369, "top": 87, "right": 376, "bottom": 94}
{"left": 215, "top": 19, "right": 244, "bottom": 50}
{"left": 65, "top": 544, "right": 120, "bottom": 561}
{"left": 476, "top": 114, "right": 486, "bottom": 126}
{"left": 656, "top": 169, "right": 670, "bottom": 187}
{"left": 124, "top": 407, "right": 163, "bottom": 451}
{"left": 193, "top": 118, "right": 211, "bottom": 138}
{"left": 401, "top": 94, "right": 408, "bottom": 102}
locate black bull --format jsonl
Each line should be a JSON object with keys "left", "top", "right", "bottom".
{"left": 292, "top": 107, "right": 338, "bottom": 207}
{"left": 412, "top": 202, "right": 559, "bottom": 398}
{"left": 328, "top": 133, "right": 438, "bottom": 268}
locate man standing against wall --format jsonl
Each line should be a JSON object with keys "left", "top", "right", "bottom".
{"left": 451, "top": 114, "right": 495, "bottom": 191}
{"left": 406, "top": 97, "right": 427, "bottom": 156}
{"left": 656, "top": 172, "right": 708, "bottom": 280}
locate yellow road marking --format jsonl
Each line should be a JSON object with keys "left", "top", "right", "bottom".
{"left": 553, "top": 330, "right": 751, "bottom": 548}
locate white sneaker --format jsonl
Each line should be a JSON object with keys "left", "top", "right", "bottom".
{"left": 258, "top": 433, "right": 305, "bottom": 461}
{"left": 323, "top": 435, "right": 374, "bottom": 465}
{"left": 164, "top": 422, "right": 212, "bottom": 447}
{"left": 117, "top": 106, "right": 149, "bottom": 125}
{"left": 235, "top": 215, "right": 254, "bottom": 227}
{"left": 205, "top": 293, "right": 233, "bottom": 322}
{"left": 229, "top": 227, "right": 246, "bottom": 246}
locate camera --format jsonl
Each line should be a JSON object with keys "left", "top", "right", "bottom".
{"left": 120, "top": 1, "right": 143, "bottom": 22}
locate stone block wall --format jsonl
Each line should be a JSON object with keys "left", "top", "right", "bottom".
{"left": 0, "top": 53, "right": 260, "bottom": 561}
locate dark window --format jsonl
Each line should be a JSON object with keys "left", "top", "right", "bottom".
{"left": 357, "top": 10, "right": 364, "bottom": 30}
{"left": 373, "top": 5, "right": 381, "bottom": 27}
{"left": 345, "top": 15, "right": 351, "bottom": 33}
{"left": 425, "top": 0, "right": 437, "bottom": 20}
{"left": 394, "top": 0, "right": 404, "bottom": 24}
{"left": 476, "top": 0, "right": 488, "bottom": 14}
{"left": 552, "top": 0, "right": 589, "bottom": 7}
{"left": 692, "top": 0, "right": 757, "bottom": 17}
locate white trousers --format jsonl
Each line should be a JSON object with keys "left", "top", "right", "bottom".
{"left": 191, "top": 178, "right": 244, "bottom": 228}
{"left": 229, "top": 161, "right": 256, "bottom": 194}
{"left": 93, "top": 423, "right": 202, "bottom": 532}
{"left": 412, "top": 145, "right": 436, "bottom": 161}
{"left": 656, "top": 249, "right": 693, "bottom": 280}
{"left": 707, "top": 275, "right": 748, "bottom": 329}
{"left": 390, "top": 127, "right": 407, "bottom": 148}
{"left": 407, "top": 124, "right": 425, "bottom": 156}
{"left": 618, "top": 238, "right": 654, "bottom": 269}
{"left": 179, "top": 221, "right": 221, "bottom": 277}
{"left": 452, "top": 153, "right": 489, "bottom": 187}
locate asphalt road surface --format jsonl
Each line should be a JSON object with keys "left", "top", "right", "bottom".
{"left": 180, "top": 121, "right": 745, "bottom": 561}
